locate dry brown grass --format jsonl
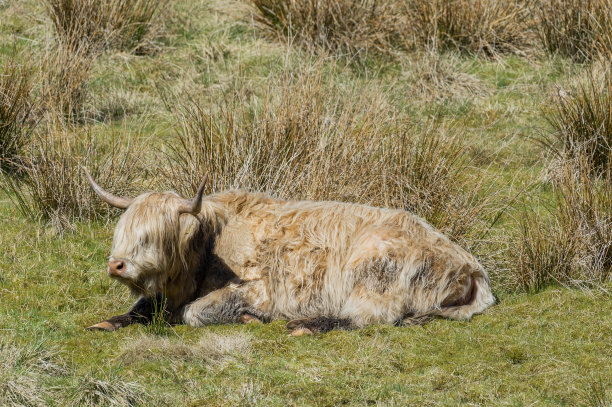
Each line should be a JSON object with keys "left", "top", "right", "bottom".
{"left": 0, "top": 55, "right": 35, "bottom": 171}
{"left": 0, "top": 340, "right": 65, "bottom": 407}
{"left": 544, "top": 62, "right": 612, "bottom": 174}
{"left": 401, "top": 52, "right": 489, "bottom": 101}
{"left": 557, "top": 154, "right": 612, "bottom": 281}
{"left": 536, "top": 0, "right": 612, "bottom": 62}
{"left": 120, "top": 332, "right": 252, "bottom": 365}
{"left": 46, "top": 0, "right": 166, "bottom": 55}
{"left": 405, "top": 0, "right": 534, "bottom": 56}
{"left": 244, "top": 0, "right": 407, "bottom": 61}
{"left": 70, "top": 373, "right": 148, "bottom": 407}
{"left": 514, "top": 207, "right": 579, "bottom": 292}
{"left": 245, "top": 0, "right": 534, "bottom": 60}
{"left": 162, "top": 71, "right": 501, "bottom": 246}
{"left": 2, "top": 123, "right": 144, "bottom": 231}
{"left": 513, "top": 154, "right": 612, "bottom": 291}
{"left": 39, "top": 36, "right": 96, "bottom": 121}
{"left": 40, "top": 0, "right": 166, "bottom": 119}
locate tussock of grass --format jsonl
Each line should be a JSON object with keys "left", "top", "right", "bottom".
{"left": 39, "top": 35, "right": 97, "bottom": 121}
{"left": 514, "top": 154, "right": 612, "bottom": 291}
{"left": 545, "top": 62, "right": 612, "bottom": 174}
{"left": 404, "top": 0, "right": 533, "bottom": 56}
{"left": 537, "top": 0, "right": 612, "bottom": 62}
{"left": 245, "top": 0, "right": 534, "bottom": 60}
{"left": 41, "top": 0, "right": 166, "bottom": 119}
{"left": 0, "top": 340, "right": 65, "bottom": 407}
{"left": 162, "top": 70, "right": 500, "bottom": 245}
{"left": 2, "top": 123, "right": 144, "bottom": 231}
{"left": 585, "top": 378, "right": 612, "bottom": 407}
{"left": 70, "top": 372, "right": 148, "bottom": 407}
{"left": 557, "top": 154, "right": 612, "bottom": 282}
{"left": 147, "top": 294, "right": 171, "bottom": 336}
{"left": 46, "top": 0, "right": 166, "bottom": 55}
{"left": 0, "top": 55, "right": 35, "bottom": 171}
{"left": 244, "top": 0, "right": 407, "bottom": 61}
{"left": 513, "top": 208, "right": 579, "bottom": 292}
{"left": 120, "top": 332, "right": 252, "bottom": 365}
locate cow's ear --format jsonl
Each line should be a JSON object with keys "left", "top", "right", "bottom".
{"left": 178, "top": 177, "right": 207, "bottom": 215}
{"left": 83, "top": 167, "right": 133, "bottom": 209}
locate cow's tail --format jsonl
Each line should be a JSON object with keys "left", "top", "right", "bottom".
{"left": 436, "top": 267, "right": 496, "bottom": 321}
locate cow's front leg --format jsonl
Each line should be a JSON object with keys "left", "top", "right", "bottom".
{"left": 182, "top": 281, "right": 268, "bottom": 327}
{"left": 87, "top": 296, "right": 160, "bottom": 331}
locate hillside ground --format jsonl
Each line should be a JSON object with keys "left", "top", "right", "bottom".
{"left": 0, "top": 0, "right": 610, "bottom": 405}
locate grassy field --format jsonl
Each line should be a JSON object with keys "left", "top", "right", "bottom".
{"left": 1, "top": 0, "right": 611, "bottom": 405}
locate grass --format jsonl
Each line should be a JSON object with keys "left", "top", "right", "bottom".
{"left": 245, "top": 0, "right": 534, "bottom": 60}
{"left": 0, "top": 0, "right": 611, "bottom": 404}
{"left": 536, "top": 0, "right": 612, "bottom": 62}
{"left": 2, "top": 122, "right": 144, "bottom": 231}
{"left": 0, "top": 203, "right": 609, "bottom": 405}
{"left": 0, "top": 53, "right": 35, "bottom": 170}
{"left": 244, "top": 0, "right": 406, "bottom": 61}
{"left": 161, "top": 69, "right": 499, "bottom": 247}
{"left": 46, "top": 0, "right": 166, "bottom": 55}
{"left": 405, "top": 0, "right": 533, "bottom": 56}
{"left": 544, "top": 61, "right": 612, "bottom": 173}
{"left": 0, "top": 340, "right": 64, "bottom": 406}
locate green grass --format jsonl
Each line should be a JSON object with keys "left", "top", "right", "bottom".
{"left": 0, "top": 197, "right": 610, "bottom": 405}
{"left": 1, "top": 0, "right": 611, "bottom": 405}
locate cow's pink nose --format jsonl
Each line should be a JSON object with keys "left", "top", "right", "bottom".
{"left": 108, "top": 259, "right": 125, "bottom": 276}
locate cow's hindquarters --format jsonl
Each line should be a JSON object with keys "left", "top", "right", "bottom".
{"left": 432, "top": 271, "right": 495, "bottom": 320}
{"left": 337, "top": 235, "right": 495, "bottom": 328}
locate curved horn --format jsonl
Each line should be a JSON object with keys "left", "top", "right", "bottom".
{"left": 83, "top": 166, "right": 133, "bottom": 209}
{"left": 178, "top": 178, "right": 207, "bottom": 215}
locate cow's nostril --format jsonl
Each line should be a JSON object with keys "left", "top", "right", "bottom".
{"left": 108, "top": 259, "right": 125, "bottom": 276}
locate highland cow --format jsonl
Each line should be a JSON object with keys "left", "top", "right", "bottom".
{"left": 85, "top": 169, "right": 495, "bottom": 335}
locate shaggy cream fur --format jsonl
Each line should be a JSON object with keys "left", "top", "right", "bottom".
{"left": 94, "top": 188, "right": 495, "bottom": 331}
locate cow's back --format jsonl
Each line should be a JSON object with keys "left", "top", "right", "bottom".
{"left": 209, "top": 191, "right": 489, "bottom": 322}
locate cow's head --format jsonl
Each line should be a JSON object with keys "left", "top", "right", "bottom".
{"left": 84, "top": 168, "right": 206, "bottom": 296}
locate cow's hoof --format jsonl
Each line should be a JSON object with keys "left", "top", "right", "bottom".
{"left": 87, "top": 321, "right": 117, "bottom": 331}
{"left": 289, "top": 327, "right": 313, "bottom": 337}
{"left": 239, "top": 314, "right": 262, "bottom": 324}
{"left": 401, "top": 314, "right": 433, "bottom": 326}
{"left": 286, "top": 318, "right": 314, "bottom": 331}
{"left": 287, "top": 317, "right": 352, "bottom": 333}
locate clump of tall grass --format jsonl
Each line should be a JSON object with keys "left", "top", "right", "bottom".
{"left": 70, "top": 372, "right": 147, "bottom": 406}
{"left": 544, "top": 62, "right": 612, "bottom": 174}
{"left": 39, "top": 37, "right": 96, "bottom": 121}
{"left": 536, "top": 0, "right": 612, "bottom": 62}
{"left": 514, "top": 208, "right": 579, "bottom": 292}
{"left": 120, "top": 332, "right": 252, "bottom": 365}
{"left": 0, "top": 340, "right": 65, "bottom": 407}
{"left": 558, "top": 154, "right": 612, "bottom": 281}
{"left": 2, "top": 123, "right": 144, "bottom": 231}
{"left": 244, "top": 0, "right": 407, "bottom": 61}
{"left": 516, "top": 62, "right": 612, "bottom": 291}
{"left": 405, "top": 0, "right": 533, "bottom": 56}
{"left": 0, "top": 57, "right": 35, "bottom": 171}
{"left": 513, "top": 154, "right": 612, "bottom": 291}
{"left": 41, "top": 0, "right": 166, "bottom": 119}
{"left": 147, "top": 294, "right": 171, "bottom": 336}
{"left": 46, "top": 0, "right": 166, "bottom": 55}
{"left": 245, "top": 0, "right": 533, "bottom": 59}
{"left": 162, "top": 71, "right": 501, "bottom": 246}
